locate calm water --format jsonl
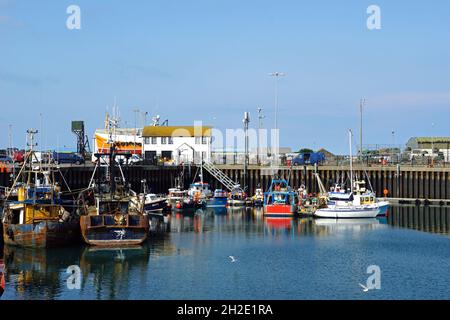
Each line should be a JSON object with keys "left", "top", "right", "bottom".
{"left": 1, "top": 205, "right": 449, "bottom": 300}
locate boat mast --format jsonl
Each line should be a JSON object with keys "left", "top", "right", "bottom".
{"left": 349, "top": 129, "right": 354, "bottom": 194}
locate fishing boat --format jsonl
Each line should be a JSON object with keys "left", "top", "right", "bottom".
{"left": 143, "top": 193, "right": 168, "bottom": 213}
{"left": 315, "top": 130, "right": 387, "bottom": 219}
{"left": 167, "top": 188, "right": 186, "bottom": 204}
{"left": 187, "top": 182, "right": 212, "bottom": 200}
{"left": 263, "top": 179, "right": 299, "bottom": 217}
{"left": 1, "top": 132, "right": 80, "bottom": 248}
{"left": 228, "top": 187, "right": 247, "bottom": 207}
{"left": 252, "top": 188, "right": 264, "bottom": 207}
{"left": 207, "top": 189, "right": 228, "bottom": 208}
{"left": 78, "top": 141, "right": 149, "bottom": 246}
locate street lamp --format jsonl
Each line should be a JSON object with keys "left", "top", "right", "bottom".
{"left": 391, "top": 130, "right": 395, "bottom": 163}
{"left": 359, "top": 98, "right": 366, "bottom": 162}
{"left": 431, "top": 123, "right": 435, "bottom": 166}
{"left": 257, "top": 107, "right": 265, "bottom": 165}
{"left": 269, "top": 72, "right": 285, "bottom": 132}
{"left": 243, "top": 112, "right": 250, "bottom": 191}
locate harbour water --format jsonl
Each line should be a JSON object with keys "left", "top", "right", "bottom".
{"left": 1, "top": 205, "right": 449, "bottom": 300}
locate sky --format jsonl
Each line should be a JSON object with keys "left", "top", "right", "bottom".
{"left": 0, "top": 0, "right": 449, "bottom": 154}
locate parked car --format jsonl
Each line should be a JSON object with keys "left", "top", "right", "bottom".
{"left": 52, "top": 152, "right": 85, "bottom": 165}
{"left": 115, "top": 154, "right": 142, "bottom": 165}
{"left": 0, "top": 154, "right": 13, "bottom": 164}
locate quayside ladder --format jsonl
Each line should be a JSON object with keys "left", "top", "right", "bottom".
{"left": 202, "top": 161, "right": 240, "bottom": 191}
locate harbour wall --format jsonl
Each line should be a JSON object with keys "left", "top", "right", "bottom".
{"left": 2, "top": 165, "right": 450, "bottom": 202}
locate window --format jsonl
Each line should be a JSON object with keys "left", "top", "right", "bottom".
{"left": 202, "top": 136, "right": 208, "bottom": 144}
{"left": 168, "top": 137, "right": 174, "bottom": 144}
{"left": 151, "top": 137, "right": 157, "bottom": 144}
{"left": 161, "top": 137, "right": 167, "bottom": 144}
{"left": 144, "top": 137, "right": 150, "bottom": 144}
{"left": 195, "top": 137, "right": 201, "bottom": 145}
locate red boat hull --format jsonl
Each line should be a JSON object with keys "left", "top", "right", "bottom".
{"left": 264, "top": 204, "right": 297, "bottom": 217}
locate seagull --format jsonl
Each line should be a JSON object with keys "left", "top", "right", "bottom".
{"left": 359, "top": 283, "right": 369, "bottom": 292}
{"left": 229, "top": 256, "right": 237, "bottom": 263}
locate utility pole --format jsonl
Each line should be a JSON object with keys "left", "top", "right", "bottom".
{"left": 243, "top": 112, "right": 250, "bottom": 191}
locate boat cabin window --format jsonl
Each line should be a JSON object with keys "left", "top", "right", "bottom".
{"left": 98, "top": 201, "right": 129, "bottom": 214}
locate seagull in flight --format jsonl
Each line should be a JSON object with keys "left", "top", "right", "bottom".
{"left": 228, "top": 256, "right": 237, "bottom": 263}
{"left": 359, "top": 283, "right": 369, "bottom": 292}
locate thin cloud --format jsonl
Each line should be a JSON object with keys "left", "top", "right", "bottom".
{"left": 370, "top": 92, "right": 450, "bottom": 109}
{"left": 0, "top": 70, "right": 59, "bottom": 86}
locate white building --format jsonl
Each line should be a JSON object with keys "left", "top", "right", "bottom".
{"left": 142, "top": 126, "right": 212, "bottom": 164}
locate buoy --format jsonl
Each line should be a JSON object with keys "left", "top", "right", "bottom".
{"left": 176, "top": 203, "right": 182, "bottom": 209}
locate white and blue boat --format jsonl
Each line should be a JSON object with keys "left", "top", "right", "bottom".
{"left": 207, "top": 189, "right": 228, "bottom": 208}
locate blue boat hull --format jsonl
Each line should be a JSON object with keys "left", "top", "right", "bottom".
{"left": 144, "top": 199, "right": 167, "bottom": 212}
{"left": 207, "top": 197, "right": 228, "bottom": 208}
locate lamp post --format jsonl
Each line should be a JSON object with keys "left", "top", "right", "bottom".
{"left": 269, "top": 72, "right": 285, "bottom": 164}
{"left": 257, "top": 107, "right": 265, "bottom": 165}
{"left": 243, "top": 112, "right": 250, "bottom": 191}
{"left": 431, "top": 122, "right": 435, "bottom": 166}
{"left": 392, "top": 130, "right": 395, "bottom": 163}
{"left": 269, "top": 72, "right": 285, "bottom": 132}
{"left": 359, "top": 98, "right": 366, "bottom": 163}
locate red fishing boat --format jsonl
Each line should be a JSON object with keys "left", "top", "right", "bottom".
{"left": 264, "top": 179, "right": 299, "bottom": 217}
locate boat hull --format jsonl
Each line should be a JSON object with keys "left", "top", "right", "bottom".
{"left": 228, "top": 199, "right": 246, "bottom": 207}
{"left": 144, "top": 199, "right": 168, "bottom": 212}
{"left": 80, "top": 215, "right": 149, "bottom": 247}
{"left": 314, "top": 206, "right": 379, "bottom": 219}
{"left": 2, "top": 220, "right": 80, "bottom": 248}
{"left": 377, "top": 201, "right": 389, "bottom": 216}
{"left": 264, "top": 204, "right": 298, "bottom": 217}
{"left": 207, "top": 197, "right": 228, "bottom": 208}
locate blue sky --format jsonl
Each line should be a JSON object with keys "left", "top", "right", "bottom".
{"left": 0, "top": 0, "right": 449, "bottom": 153}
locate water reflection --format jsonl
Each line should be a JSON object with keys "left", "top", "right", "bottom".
{"left": 79, "top": 245, "right": 150, "bottom": 300}
{"left": 1, "top": 205, "right": 449, "bottom": 300}
{"left": 388, "top": 205, "right": 450, "bottom": 236}
{"left": 1, "top": 245, "right": 81, "bottom": 300}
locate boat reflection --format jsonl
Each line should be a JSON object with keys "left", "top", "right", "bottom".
{"left": 79, "top": 245, "right": 150, "bottom": 300}
{"left": 1, "top": 245, "right": 81, "bottom": 300}
{"left": 0, "top": 248, "right": 4, "bottom": 298}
